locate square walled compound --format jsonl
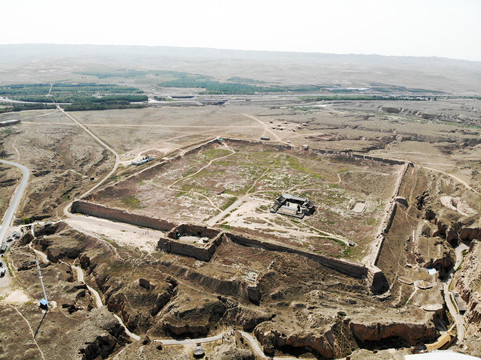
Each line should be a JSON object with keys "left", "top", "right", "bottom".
{"left": 87, "top": 139, "right": 404, "bottom": 260}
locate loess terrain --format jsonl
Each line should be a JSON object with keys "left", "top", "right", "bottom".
{"left": 87, "top": 140, "right": 401, "bottom": 260}
{"left": 0, "top": 46, "right": 481, "bottom": 360}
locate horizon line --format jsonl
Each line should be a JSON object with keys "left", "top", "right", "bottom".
{"left": 1, "top": 42, "right": 480, "bottom": 63}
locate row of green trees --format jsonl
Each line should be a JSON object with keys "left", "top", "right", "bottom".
{"left": 159, "top": 78, "right": 329, "bottom": 94}
{"left": 13, "top": 94, "right": 148, "bottom": 104}
{"left": 0, "top": 103, "right": 56, "bottom": 114}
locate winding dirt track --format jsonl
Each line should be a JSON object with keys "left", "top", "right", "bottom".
{"left": 423, "top": 166, "right": 479, "bottom": 194}
{"left": 58, "top": 106, "right": 120, "bottom": 202}
{"left": 443, "top": 243, "right": 469, "bottom": 344}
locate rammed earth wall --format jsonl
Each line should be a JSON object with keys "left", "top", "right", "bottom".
{"left": 159, "top": 224, "right": 223, "bottom": 262}
{"left": 71, "top": 200, "right": 175, "bottom": 232}
{"left": 72, "top": 139, "right": 415, "bottom": 293}
{"left": 225, "top": 233, "right": 368, "bottom": 279}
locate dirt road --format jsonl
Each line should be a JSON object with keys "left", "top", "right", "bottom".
{"left": 242, "top": 113, "right": 284, "bottom": 142}
{"left": 423, "top": 166, "right": 479, "bottom": 194}
{"left": 239, "top": 330, "right": 299, "bottom": 360}
{"left": 58, "top": 106, "right": 120, "bottom": 201}
{"left": 0, "top": 159, "right": 30, "bottom": 245}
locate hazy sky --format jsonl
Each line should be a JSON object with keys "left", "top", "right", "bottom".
{"left": 1, "top": 0, "right": 480, "bottom": 61}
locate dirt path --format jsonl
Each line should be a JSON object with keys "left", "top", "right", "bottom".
{"left": 154, "top": 333, "right": 224, "bottom": 345}
{"left": 11, "top": 306, "right": 46, "bottom": 360}
{"left": 71, "top": 265, "right": 104, "bottom": 309}
{"left": 423, "top": 166, "right": 479, "bottom": 194}
{"left": 28, "top": 225, "right": 49, "bottom": 263}
{"left": 72, "top": 262, "right": 141, "bottom": 341}
{"left": 82, "top": 124, "right": 262, "bottom": 128}
{"left": 242, "top": 113, "right": 285, "bottom": 142}
{"left": 442, "top": 243, "right": 469, "bottom": 344}
{"left": 169, "top": 142, "right": 235, "bottom": 189}
{"left": 239, "top": 330, "right": 299, "bottom": 360}
{"left": 206, "top": 197, "right": 245, "bottom": 226}
{"left": 206, "top": 163, "right": 269, "bottom": 226}
{"left": 58, "top": 106, "right": 120, "bottom": 202}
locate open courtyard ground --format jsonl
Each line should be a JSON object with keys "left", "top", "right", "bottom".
{"left": 87, "top": 139, "right": 402, "bottom": 260}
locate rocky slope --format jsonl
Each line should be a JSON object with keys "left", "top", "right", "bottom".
{"left": 22, "top": 222, "right": 451, "bottom": 359}
{"left": 454, "top": 240, "right": 481, "bottom": 355}
{"left": 254, "top": 311, "right": 436, "bottom": 359}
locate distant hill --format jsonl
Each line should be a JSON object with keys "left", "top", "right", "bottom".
{"left": 1, "top": 44, "right": 480, "bottom": 94}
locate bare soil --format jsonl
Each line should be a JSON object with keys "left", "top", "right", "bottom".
{"left": 0, "top": 109, "right": 115, "bottom": 220}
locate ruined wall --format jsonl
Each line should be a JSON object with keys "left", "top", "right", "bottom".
{"left": 222, "top": 138, "right": 293, "bottom": 152}
{"left": 71, "top": 200, "right": 371, "bottom": 287}
{"left": 0, "top": 119, "right": 21, "bottom": 127}
{"left": 183, "top": 138, "right": 223, "bottom": 156}
{"left": 161, "top": 260, "right": 252, "bottom": 301}
{"left": 367, "top": 266, "right": 390, "bottom": 294}
{"left": 223, "top": 138, "right": 408, "bottom": 167}
{"left": 369, "top": 162, "right": 412, "bottom": 269}
{"left": 311, "top": 148, "right": 408, "bottom": 166}
{"left": 166, "top": 224, "right": 220, "bottom": 240}
{"left": 362, "top": 162, "right": 413, "bottom": 293}
{"left": 225, "top": 233, "right": 368, "bottom": 279}
{"left": 72, "top": 139, "right": 418, "bottom": 293}
{"left": 158, "top": 231, "right": 223, "bottom": 262}
{"left": 84, "top": 137, "right": 219, "bottom": 201}
{"left": 71, "top": 200, "right": 175, "bottom": 232}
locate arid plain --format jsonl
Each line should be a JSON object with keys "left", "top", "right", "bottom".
{"left": 0, "top": 45, "right": 481, "bottom": 360}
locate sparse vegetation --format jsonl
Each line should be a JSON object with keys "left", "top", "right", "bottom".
{"left": 120, "top": 195, "right": 141, "bottom": 209}
{"left": 221, "top": 196, "right": 238, "bottom": 210}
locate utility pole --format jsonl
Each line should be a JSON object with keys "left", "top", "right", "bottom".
{"left": 36, "top": 259, "right": 49, "bottom": 308}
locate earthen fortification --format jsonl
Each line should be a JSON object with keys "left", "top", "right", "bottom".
{"left": 71, "top": 200, "right": 175, "bottom": 232}
{"left": 72, "top": 139, "right": 415, "bottom": 295}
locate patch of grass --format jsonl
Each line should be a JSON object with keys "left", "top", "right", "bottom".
{"left": 120, "top": 195, "right": 141, "bottom": 209}
{"left": 221, "top": 196, "right": 238, "bottom": 210}
{"left": 259, "top": 205, "right": 268, "bottom": 211}
{"left": 106, "top": 260, "right": 130, "bottom": 275}
{"left": 342, "top": 247, "right": 352, "bottom": 257}
{"left": 220, "top": 224, "right": 232, "bottom": 231}
{"left": 315, "top": 229, "right": 329, "bottom": 236}
{"left": 180, "top": 184, "right": 211, "bottom": 195}
{"left": 182, "top": 169, "right": 196, "bottom": 178}
{"left": 284, "top": 155, "right": 320, "bottom": 178}
{"left": 226, "top": 184, "right": 253, "bottom": 197}
{"left": 201, "top": 148, "right": 232, "bottom": 161}
{"left": 327, "top": 237, "right": 346, "bottom": 247}
{"left": 400, "top": 297, "right": 410, "bottom": 306}
{"left": 367, "top": 218, "right": 377, "bottom": 226}
{"left": 4, "top": 257, "right": 13, "bottom": 277}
